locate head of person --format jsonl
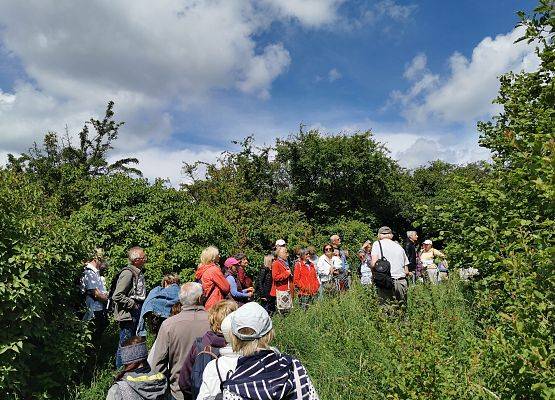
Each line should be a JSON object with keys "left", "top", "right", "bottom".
{"left": 161, "top": 273, "right": 180, "bottom": 288}
{"left": 407, "top": 230, "right": 418, "bottom": 243}
{"left": 333, "top": 249, "right": 340, "bottom": 257}
{"left": 208, "top": 300, "right": 238, "bottom": 334}
{"left": 357, "top": 248, "right": 366, "bottom": 262}
{"left": 274, "top": 239, "right": 286, "bottom": 250}
{"left": 179, "top": 282, "right": 203, "bottom": 307}
{"left": 89, "top": 247, "right": 105, "bottom": 267}
{"left": 323, "top": 243, "right": 334, "bottom": 258}
{"left": 307, "top": 246, "right": 317, "bottom": 259}
{"left": 200, "top": 246, "right": 220, "bottom": 265}
{"left": 224, "top": 257, "right": 240, "bottom": 273}
{"left": 233, "top": 253, "right": 248, "bottom": 268}
{"left": 263, "top": 254, "right": 273, "bottom": 269}
{"left": 276, "top": 246, "right": 288, "bottom": 261}
{"left": 231, "top": 302, "right": 274, "bottom": 356}
{"left": 330, "top": 234, "right": 341, "bottom": 248}
{"left": 116, "top": 336, "right": 148, "bottom": 381}
{"left": 297, "top": 248, "right": 308, "bottom": 262}
{"left": 377, "top": 226, "right": 394, "bottom": 241}
{"left": 362, "top": 240, "right": 372, "bottom": 252}
{"left": 128, "top": 247, "right": 147, "bottom": 269}
{"left": 423, "top": 239, "right": 433, "bottom": 251}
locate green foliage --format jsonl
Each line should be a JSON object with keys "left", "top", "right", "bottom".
{"left": 273, "top": 279, "right": 487, "bottom": 399}
{"left": 0, "top": 170, "right": 94, "bottom": 398}
{"left": 416, "top": 4, "right": 555, "bottom": 398}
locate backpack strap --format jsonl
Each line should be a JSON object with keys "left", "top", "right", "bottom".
{"left": 378, "top": 240, "right": 387, "bottom": 261}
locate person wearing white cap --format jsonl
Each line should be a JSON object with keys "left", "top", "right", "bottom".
{"left": 370, "top": 226, "right": 410, "bottom": 305}
{"left": 420, "top": 239, "right": 446, "bottom": 284}
{"left": 275, "top": 239, "right": 286, "bottom": 248}
{"left": 196, "top": 311, "right": 242, "bottom": 400}
{"left": 221, "top": 302, "right": 319, "bottom": 399}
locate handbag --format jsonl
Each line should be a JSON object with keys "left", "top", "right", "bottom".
{"left": 276, "top": 284, "right": 293, "bottom": 311}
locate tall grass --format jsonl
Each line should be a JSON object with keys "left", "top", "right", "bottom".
{"left": 73, "top": 278, "right": 494, "bottom": 399}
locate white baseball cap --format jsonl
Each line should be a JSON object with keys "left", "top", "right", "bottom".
{"left": 231, "top": 302, "right": 273, "bottom": 341}
{"left": 423, "top": 239, "right": 433, "bottom": 245}
{"left": 275, "top": 239, "right": 286, "bottom": 247}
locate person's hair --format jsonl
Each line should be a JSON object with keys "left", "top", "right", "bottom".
{"left": 407, "top": 231, "right": 417, "bottom": 239}
{"left": 297, "top": 248, "right": 308, "bottom": 258}
{"left": 115, "top": 336, "right": 146, "bottom": 381}
{"left": 378, "top": 232, "right": 394, "bottom": 240}
{"left": 200, "top": 246, "right": 219, "bottom": 265}
{"left": 233, "top": 253, "right": 246, "bottom": 261}
{"left": 322, "top": 243, "right": 333, "bottom": 253}
{"left": 292, "top": 246, "right": 302, "bottom": 256}
{"left": 231, "top": 328, "right": 275, "bottom": 356}
{"left": 91, "top": 248, "right": 104, "bottom": 262}
{"left": 179, "top": 282, "right": 203, "bottom": 306}
{"left": 263, "top": 254, "right": 273, "bottom": 269}
{"left": 357, "top": 248, "right": 366, "bottom": 255}
{"left": 307, "top": 246, "right": 316, "bottom": 256}
{"left": 161, "top": 273, "right": 180, "bottom": 287}
{"left": 330, "top": 234, "right": 340, "bottom": 242}
{"left": 128, "top": 246, "right": 144, "bottom": 262}
{"left": 208, "top": 300, "right": 238, "bottom": 333}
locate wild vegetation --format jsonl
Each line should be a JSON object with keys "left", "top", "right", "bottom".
{"left": 0, "top": 2, "right": 553, "bottom": 399}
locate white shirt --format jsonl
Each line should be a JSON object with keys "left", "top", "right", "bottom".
{"left": 316, "top": 255, "right": 342, "bottom": 282}
{"left": 360, "top": 256, "right": 373, "bottom": 285}
{"left": 82, "top": 262, "right": 107, "bottom": 319}
{"left": 197, "top": 346, "right": 241, "bottom": 400}
{"left": 371, "top": 239, "right": 409, "bottom": 279}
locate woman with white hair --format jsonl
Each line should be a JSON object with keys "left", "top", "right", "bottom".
{"left": 221, "top": 302, "right": 319, "bottom": 399}
{"left": 420, "top": 239, "right": 447, "bottom": 284}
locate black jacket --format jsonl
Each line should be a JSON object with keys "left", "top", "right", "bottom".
{"left": 405, "top": 241, "right": 417, "bottom": 272}
{"left": 255, "top": 267, "right": 273, "bottom": 299}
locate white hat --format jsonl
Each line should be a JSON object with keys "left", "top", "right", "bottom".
{"left": 423, "top": 239, "right": 433, "bottom": 245}
{"left": 275, "top": 239, "right": 286, "bottom": 247}
{"left": 231, "top": 302, "right": 272, "bottom": 341}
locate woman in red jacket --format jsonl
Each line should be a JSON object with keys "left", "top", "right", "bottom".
{"left": 194, "top": 246, "right": 230, "bottom": 310}
{"left": 271, "top": 246, "right": 294, "bottom": 313}
{"left": 293, "top": 248, "right": 320, "bottom": 310}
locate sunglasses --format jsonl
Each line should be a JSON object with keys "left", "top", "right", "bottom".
{"left": 324, "top": 248, "right": 333, "bottom": 252}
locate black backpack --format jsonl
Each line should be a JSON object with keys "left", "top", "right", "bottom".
{"left": 373, "top": 241, "right": 393, "bottom": 289}
{"left": 191, "top": 337, "right": 221, "bottom": 399}
{"left": 107, "top": 266, "right": 138, "bottom": 313}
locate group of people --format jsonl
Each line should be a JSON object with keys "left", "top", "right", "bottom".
{"left": 79, "top": 228, "right": 447, "bottom": 400}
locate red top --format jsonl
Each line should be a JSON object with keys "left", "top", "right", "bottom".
{"left": 270, "top": 258, "right": 293, "bottom": 297}
{"left": 237, "top": 266, "right": 253, "bottom": 288}
{"left": 293, "top": 260, "right": 320, "bottom": 296}
{"left": 195, "top": 263, "right": 230, "bottom": 310}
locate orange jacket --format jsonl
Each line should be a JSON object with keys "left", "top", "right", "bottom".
{"left": 293, "top": 260, "right": 320, "bottom": 296}
{"left": 270, "top": 258, "right": 293, "bottom": 297}
{"left": 195, "top": 263, "right": 230, "bottom": 310}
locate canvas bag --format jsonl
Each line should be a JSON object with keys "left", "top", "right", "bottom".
{"left": 275, "top": 259, "right": 293, "bottom": 311}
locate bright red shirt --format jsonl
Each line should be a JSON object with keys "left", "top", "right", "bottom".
{"left": 293, "top": 260, "right": 320, "bottom": 296}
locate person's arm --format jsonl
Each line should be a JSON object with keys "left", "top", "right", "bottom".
{"left": 433, "top": 249, "right": 446, "bottom": 259}
{"left": 106, "top": 383, "right": 122, "bottom": 400}
{"left": 150, "top": 321, "right": 169, "bottom": 375}
{"left": 227, "top": 275, "right": 249, "bottom": 299}
{"left": 112, "top": 270, "right": 135, "bottom": 310}
{"left": 403, "top": 251, "right": 410, "bottom": 276}
{"left": 84, "top": 271, "right": 108, "bottom": 303}
{"left": 293, "top": 262, "right": 301, "bottom": 289}
{"left": 272, "top": 260, "right": 291, "bottom": 281}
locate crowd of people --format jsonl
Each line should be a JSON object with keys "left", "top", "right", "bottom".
{"left": 79, "top": 227, "right": 447, "bottom": 400}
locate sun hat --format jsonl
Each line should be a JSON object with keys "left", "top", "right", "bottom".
{"left": 224, "top": 257, "right": 240, "bottom": 269}
{"left": 231, "top": 302, "right": 272, "bottom": 341}
{"left": 221, "top": 311, "right": 235, "bottom": 344}
{"left": 275, "top": 239, "right": 286, "bottom": 247}
{"left": 120, "top": 341, "right": 148, "bottom": 365}
{"left": 378, "top": 226, "right": 392, "bottom": 235}
{"left": 423, "top": 239, "right": 433, "bottom": 245}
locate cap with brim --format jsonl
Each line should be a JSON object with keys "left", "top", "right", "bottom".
{"left": 231, "top": 302, "right": 272, "bottom": 341}
{"left": 224, "top": 257, "right": 240, "bottom": 269}
{"left": 120, "top": 342, "right": 148, "bottom": 365}
{"left": 423, "top": 239, "right": 433, "bottom": 245}
{"left": 378, "top": 226, "right": 392, "bottom": 235}
{"left": 275, "top": 239, "right": 286, "bottom": 247}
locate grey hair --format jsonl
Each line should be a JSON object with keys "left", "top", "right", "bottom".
{"left": 298, "top": 248, "right": 308, "bottom": 258}
{"left": 407, "top": 231, "right": 417, "bottom": 239}
{"left": 179, "top": 282, "right": 203, "bottom": 306}
{"left": 330, "top": 234, "right": 340, "bottom": 242}
{"left": 128, "top": 246, "right": 144, "bottom": 262}
{"left": 378, "top": 233, "right": 394, "bottom": 240}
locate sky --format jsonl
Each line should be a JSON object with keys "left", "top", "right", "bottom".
{"left": 0, "top": 0, "right": 539, "bottom": 186}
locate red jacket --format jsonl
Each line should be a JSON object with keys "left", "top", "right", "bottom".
{"left": 270, "top": 258, "right": 293, "bottom": 297}
{"left": 293, "top": 260, "right": 320, "bottom": 296}
{"left": 237, "top": 266, "right": 253, "bottom": 288}
{"left": 195, "top": 263, "right": 230, "bottom": 310}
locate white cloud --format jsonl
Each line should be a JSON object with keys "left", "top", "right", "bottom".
{"left": 361, "top": 0, "right": 417, "bottom": 25}
{"left": 328, "top": 68, "right": 342, "bottom": 82}
{"left": 0, "top": 0, "right": 349, "bottom": 155}
{"left": 392, "top": 27, "right": 539, "bottom": 124}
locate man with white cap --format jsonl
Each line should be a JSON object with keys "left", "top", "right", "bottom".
{"left": 371, "top": 226, "right": 410, "bottom": 305}
{"left": 274, "top": 239, "right": 286, "bottom": 249}
{"left": 420, "top": 239, "right": 447, "bottom": 284}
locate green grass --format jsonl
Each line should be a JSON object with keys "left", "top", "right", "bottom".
{"left": 73, "top": 277, "right": 496, "bottom": 399}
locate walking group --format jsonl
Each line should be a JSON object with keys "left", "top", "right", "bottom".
{"left": 79, "top": 227, "right": 447, "bottom": 400}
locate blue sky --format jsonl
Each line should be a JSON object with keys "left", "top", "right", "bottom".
{"left": 0, "top": 0, "right": 539, "bottom": 185}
